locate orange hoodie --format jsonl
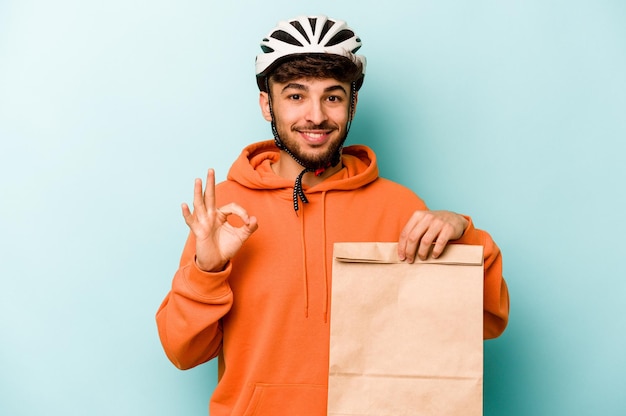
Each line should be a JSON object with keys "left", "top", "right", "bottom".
{"left": 156, "top": 140, "right": 509, "bottom": 416}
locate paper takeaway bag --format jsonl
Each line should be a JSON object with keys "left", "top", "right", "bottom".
{"left": 328, "top": 242, "right": 484, "bottom": 416}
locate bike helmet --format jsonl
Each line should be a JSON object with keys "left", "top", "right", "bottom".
{"left": 255, "top": 15, "right": 367, "bottom": 92}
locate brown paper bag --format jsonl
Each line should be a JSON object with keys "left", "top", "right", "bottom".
{"left": 328, "top": 242, "right": 484, "bottom": 416}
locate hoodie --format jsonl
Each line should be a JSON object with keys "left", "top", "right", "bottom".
{"left": 156, "top": 140, "right": 509, "bottom": 416}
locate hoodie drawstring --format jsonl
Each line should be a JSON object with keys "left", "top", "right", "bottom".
{"left": 299, "top": 191, "right": 330, "bottom": 322}
{"left": 293, "top": 168, "right": 311, "bottom": 213}
{"left": 299, "top": 208, "right": 309, "bottom": 317}
{"left": 293, "top": 166, "right": 329, "bottom": 213}
{"left": 321, "top": 191, "right": 330, "bottom": 323}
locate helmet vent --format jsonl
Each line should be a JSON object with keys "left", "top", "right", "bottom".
{"left": 290, "top": 21, "right": 311, "bottom": 44}
{"left": 308, "top": 17, "right": 317, "bottom": 33}
{"left": 326, "top": 29, "right": 356, "bottom": 47}
{"left": 319, "top": 20, "right": 335, "bottom": 41}
{"left": 270, "top": 30, "right": 303, "bottom": 46}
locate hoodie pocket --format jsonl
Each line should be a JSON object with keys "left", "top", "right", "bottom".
{"left": 241, "top": 383, "right": 327, "bottom": 416}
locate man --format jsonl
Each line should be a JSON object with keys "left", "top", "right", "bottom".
{"left": 156, "top": 15, "right": 509, "bottom": 415}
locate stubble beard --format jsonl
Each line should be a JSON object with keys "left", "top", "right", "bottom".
{"left": 276, "top": 123, "right": 347, "bottom": 171}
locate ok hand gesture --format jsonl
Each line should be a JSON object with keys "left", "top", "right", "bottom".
{"left": 181, "top": 169, "right": 258, "bottom": 272}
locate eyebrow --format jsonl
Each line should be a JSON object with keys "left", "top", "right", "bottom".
{"left": 280, "top": 83, "right": 348, "bottom": 95}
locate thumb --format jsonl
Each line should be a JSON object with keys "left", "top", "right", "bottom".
{"left": 243, "top": 216, "right": 259, "bottom": 236}
{"left": 232, "top": 215, "right": 259, "bottom": 243}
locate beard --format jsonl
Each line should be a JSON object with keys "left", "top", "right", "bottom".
{"left": 274, "top": 121, "right": 347, "bottom": 171}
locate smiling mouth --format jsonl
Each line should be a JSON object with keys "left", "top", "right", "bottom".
{"left": 295, "top": 129, "right": 333, "bottom": 144}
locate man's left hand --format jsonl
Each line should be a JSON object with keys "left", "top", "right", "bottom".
{"left": 398, "top": 210, "right": 469, "bottom": 262}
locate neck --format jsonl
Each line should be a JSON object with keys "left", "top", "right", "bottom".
{"left": 272, "top": 150, "right": 343, "bottom": 186}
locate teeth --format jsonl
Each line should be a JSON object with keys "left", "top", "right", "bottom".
{"left": 304, "top": 132, "right": 325, "bottom": 138}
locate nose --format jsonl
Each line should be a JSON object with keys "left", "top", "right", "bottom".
{"left": 305, "top": 100, "right": 328, "bottom": 125}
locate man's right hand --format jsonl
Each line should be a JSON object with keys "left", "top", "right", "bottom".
{"left": 181, "top": 169, "right": 258, "bottom": 272}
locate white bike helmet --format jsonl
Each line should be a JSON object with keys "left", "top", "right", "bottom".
{"left": 255, "top": 15, "right": 367, "bottom": 92}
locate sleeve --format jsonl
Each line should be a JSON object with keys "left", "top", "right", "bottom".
{"left": 454, "top": 216, "right": 510, "bottom": 339}
{"left": 155, "top": 232, "right": 234, "bottom": 369}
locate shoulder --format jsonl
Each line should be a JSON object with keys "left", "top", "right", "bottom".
{"left": 371, "top": 177, "right": 424, "bottom": 197}
{"left": 362, "top": 177, "right": 428, "bottom": 209}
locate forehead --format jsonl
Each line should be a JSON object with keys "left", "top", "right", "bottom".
{"left": 272, "top": 77, "right": 351, "bottom": 92}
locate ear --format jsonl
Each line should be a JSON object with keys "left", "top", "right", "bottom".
{"left": 259, "top": 92, "right": 272, "bottom": 122}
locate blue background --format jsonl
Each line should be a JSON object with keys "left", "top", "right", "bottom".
{"left": 1, "top": 1, "right": 625, "bottom": 415}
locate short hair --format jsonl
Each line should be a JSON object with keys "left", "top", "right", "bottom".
{"left": 267, "top": 53, "right": 364, "bottom": 89}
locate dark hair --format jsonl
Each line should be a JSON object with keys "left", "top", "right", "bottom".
{"left": 268, "top": 53, "right": 363, "bottom": 89}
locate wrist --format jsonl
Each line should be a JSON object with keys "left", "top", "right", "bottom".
{"left": 195, "top": 256, "right": 228, "bottom": 273}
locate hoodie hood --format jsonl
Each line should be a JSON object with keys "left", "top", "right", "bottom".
{"left": 227, "top": 140, "right": 380, "bottom": 194}
{"left": 226, "top": 140, "right": 381, "bottom": 321}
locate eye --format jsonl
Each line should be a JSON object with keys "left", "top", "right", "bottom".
{"left": 289, "top": 94, "right": 302, "bottom": 100}
{"left": 327, "top": 95, "right": 343, "bottom": 103}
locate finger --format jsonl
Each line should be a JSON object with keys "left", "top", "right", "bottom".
{"left": 230, "top": 215, "right": 259, "bottom": 245}
{"left": 181, "top": 202, "right": 193, "bottom": 224}
{"left": 432, "top": 218, "right": 462, "bottom": 258}
{"left": 416, "top": 241, "right": 432, "bottom": 261}
{"left": 192, "top": 177, "right": 205, "bottom": 213}
{"left": 217, "top": 203, "right": 259, "bottom": 239}
{"left": 218, "top": 202, "right": 254, "bottom": 224}
{"left": 204, "top": 168, "right": 217, "bottom": 212}
{"left": 398, "top": 212, "right": 420, "bottom": 260}
{"left": 418, "top": 222, "right": 444, "bottom": 260}
{"left": 400, "top": 219, "right": 429, "bottom": 263}
{"left": 431, "top": 233, "right": 450, "bottom": 259}
{"left": 397, "top": 228, "right": 410, "bottom": 261}
{"left": 242, "top": 215, "right": 259, "bottom": 236}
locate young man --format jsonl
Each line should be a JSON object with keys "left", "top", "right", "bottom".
{"left": 156, "top": 15, "right": 509, "bottom": 415}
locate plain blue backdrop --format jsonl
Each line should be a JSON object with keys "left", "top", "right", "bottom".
{"left": 1, "top": 1, "right": 625, "bottom": 415}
